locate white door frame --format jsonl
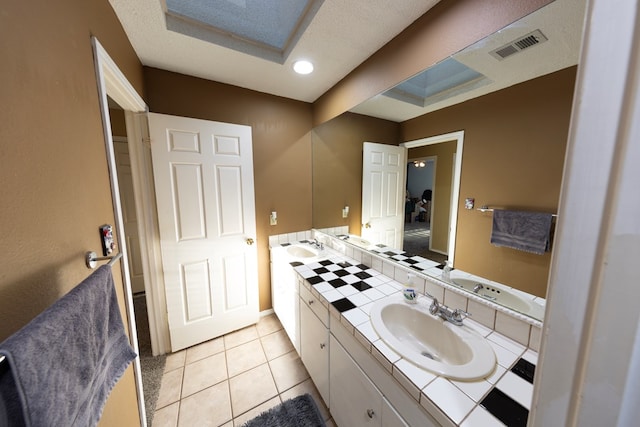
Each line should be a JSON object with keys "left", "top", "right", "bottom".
{"left": 401, "top": 130, "right": 464, "bottom": 265}
{"left": 92, "top": 37, "right": 169, "bottom": 426}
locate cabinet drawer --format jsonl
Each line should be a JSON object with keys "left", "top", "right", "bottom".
{"left": 300, "top": 283, "right": 329, "bottom": 327}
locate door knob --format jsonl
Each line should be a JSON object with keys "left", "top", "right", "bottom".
{"left": 364, "top": 222, "right": 371, "bottom": 229}
{"left": 246, "top": 238, "right": 255, "bottom": 245}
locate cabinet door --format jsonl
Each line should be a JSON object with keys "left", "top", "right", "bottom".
{"left": 271, "top": 259, "right": 300, "bottom": 352}
{"left": 300, "top": 299, "right": 329, "bottom": 403}
{"left": 382, "top": 397, "right": 409, "bottom": 427}
{"left": 330, "top": 335, "right": 382, "bottom": 427}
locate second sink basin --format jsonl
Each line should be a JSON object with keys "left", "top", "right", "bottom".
{"left": 370, "top": 294, "right": 496, "bottom": 380}
{"left": 286, "top": 244, "right": 321, "bottom": 259}
{"left": 451, "top": 278, "right": 533, "bottom": 314}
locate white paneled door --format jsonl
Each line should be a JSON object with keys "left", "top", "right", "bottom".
{"left": 148, "top": 113, "right": 258, "bottom": 351}
{"left": 361, "top": 142, "right": 407, "bottom": 249}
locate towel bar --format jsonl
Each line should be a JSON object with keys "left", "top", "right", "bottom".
{"left": 85, "top": 251, "right": 123, "bottom": 269}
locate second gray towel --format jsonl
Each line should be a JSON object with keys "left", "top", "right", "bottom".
{"left": 490, "top": 210, "right": 553, "bottom": 255}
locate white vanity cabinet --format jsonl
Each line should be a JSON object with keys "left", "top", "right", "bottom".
{"left": 330, "top": 334, "right": 408, "bottom": 427}
{"left": 270, "top": 248, "right": 300, "bottom": 352}
{"left": 299, "top": 282, "right": 330, "bottom": 404}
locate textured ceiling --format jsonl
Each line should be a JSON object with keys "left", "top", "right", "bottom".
{"left": 108, "top": 0, "right": 586, "bottom": 120}
{"left": 108, "top": 0, "right": 441, "bottom": 103}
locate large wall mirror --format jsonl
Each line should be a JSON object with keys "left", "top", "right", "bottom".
{"left": 312, "top": 0, "right": 586, "bottom": 322}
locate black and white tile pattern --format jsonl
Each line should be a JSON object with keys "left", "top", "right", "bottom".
{"left": 294, "top": 258, "right": 403, "bottom": 314}
{"left": 281, "top": 242, "right": 537, "bottom": 426}
{"left": 334, "top": 235, "right": 445, "bottom": 272}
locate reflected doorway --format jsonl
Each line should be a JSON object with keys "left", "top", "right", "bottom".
{"left": 403, "top": 157, "right": 447, "bottom": 264}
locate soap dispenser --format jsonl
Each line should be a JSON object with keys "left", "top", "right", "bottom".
{"left": 442, "top": 261, "right": 452, "bottom": 281}
{"left": 403, "top": 273, "right": 418, "bottom": 304}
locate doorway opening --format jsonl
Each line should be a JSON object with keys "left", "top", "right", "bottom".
{"left": 400, "top": 130, "right": 464, "bottom": 267}
{"left": 107, "top": 100, "right": 166, "bottom": 423}
{"left": 403, "top": 157, "right": 447, "bottom": 263}
{"left": 93, "top": 36, "right": 172, "bottom": 427}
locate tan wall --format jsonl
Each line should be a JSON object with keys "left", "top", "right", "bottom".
{"left": 143, "top": 67, "right": 314, "bottom": 311}
{"left": 312, "top": 113, "right": 400, "bottom": 233}
{"left": 402, "top": 67, "right": 577, "bottom": 297}
{"left": 313, "top": 0, "right": 553, "bottom": 125}
{"left": 109, "top": 108, "right": 127, "bottom": 137}
{"left": 0, "top": 1, "right": 144, "bottom": 425}
{"left": 408, "top": 141, "right": 457, "bottom": 253}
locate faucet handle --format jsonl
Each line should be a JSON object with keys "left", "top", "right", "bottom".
{"left": 428, "top": 298, "right": 440, "bottom": 315}
{"left": 452, "top": 308, "right": 471, "bottom": 323}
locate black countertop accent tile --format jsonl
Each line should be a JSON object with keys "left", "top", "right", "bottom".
{"left": 334, "top": 269, "right": 350, "bottom": 277}
{"left": 481, "top": 388, "right": 528, "bottom": 427}
{"left": 355, "top": 271, "right": 372, "bottom": 280}
{"left": 313, "top": 267, "right": 329, "bottom": 275}
{"left": 511, "top": 358, "right": 536, "bottom": 384}
{"left": 307, "top": 276, "right": 324, "bottom": 285}
{"left": 289, "top": 261, "right": 304, "bottom": 267}
{"left": 351, "top": 281, "right": 372, "bottom": 292}
{"left": 337, "top": 261, "right": 352, "bottom": 268}
{"left": 355, "top": 264, "right": 368, "bottom": 270}
{"left": 329, "top": 278, "right": 347, "bottom": 288}
{"left": 331, "top": 298, "right": 356, "bottom": 313}
{"left": 319, "top": 260, "right": 334, "bottom": 266}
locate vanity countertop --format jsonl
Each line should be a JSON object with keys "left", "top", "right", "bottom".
{"left": 275, "top": 242, "right": 537, "bottom": 426}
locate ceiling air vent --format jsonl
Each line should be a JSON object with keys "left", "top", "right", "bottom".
{"left": 490, "top": 30, "right": 548, "bottom": 60}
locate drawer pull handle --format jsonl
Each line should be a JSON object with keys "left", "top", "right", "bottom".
{"left": 320, "top": 343, "right": 326, "bottom": 349}
{"left": 366, "top": 409, "right": 375, "bottom": 418}
{"left": 308, "top": 300, "right": 314, "bottom": 305}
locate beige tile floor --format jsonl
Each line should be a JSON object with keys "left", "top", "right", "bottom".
{"left": 152, "top": 314, "right": 335, "bottom": 427}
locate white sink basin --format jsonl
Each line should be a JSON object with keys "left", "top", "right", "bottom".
{"left": 286, "top": 244, "right": 320, "bottom": 259}
{"left": 370, "top": 294, "right": 496, "bottom": 380}
{"left": 343, "top": 235, "right": 372, "bottom": 249}
{"left": 452, "top": 278, "right": 537, "bottom": 315}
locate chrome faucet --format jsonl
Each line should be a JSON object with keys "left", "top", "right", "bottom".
{"left": 428, "top": 297, "right": 470, "bottom": 326}
{"left": 311, "top": 238, "right": 324, "bottom": 250}
{"left": 473, "top": 283, "right": 484, "bottom": 293}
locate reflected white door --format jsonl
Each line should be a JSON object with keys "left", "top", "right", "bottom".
{"left": 361, "top": 142, "right": 407, "bottom": 249}
{"left": 149, "top": 113, "right": 258, "bottom": 351}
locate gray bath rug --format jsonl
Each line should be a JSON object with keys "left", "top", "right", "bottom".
{"left": 241, "top": 393, "right": 326, "bottom": 427}
{"left": 134, "top": 294, "right": 166, "bottom": 426}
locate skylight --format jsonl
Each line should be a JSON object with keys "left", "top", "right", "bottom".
{"left": 165, "top": 0, "right": 324, "bottom": 64}
{"left": 383, "top": 58, "right": 491, "bottom": 107}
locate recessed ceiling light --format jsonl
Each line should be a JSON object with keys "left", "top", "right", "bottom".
{"left": 293, "top": 60, "right": 314, "bottom": 75}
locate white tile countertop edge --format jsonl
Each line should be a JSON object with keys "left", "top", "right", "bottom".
{"left": 275, "top": 243, "right": 537, "bottom": 426}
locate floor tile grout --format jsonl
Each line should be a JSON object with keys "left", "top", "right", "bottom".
{"left": 153, "top": 315, "right": 329, "bottom": 427}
